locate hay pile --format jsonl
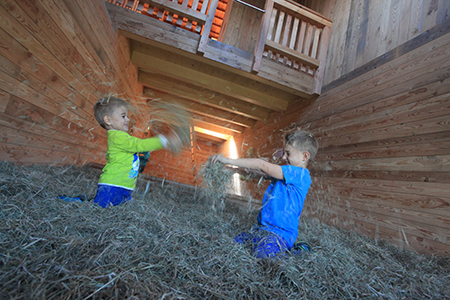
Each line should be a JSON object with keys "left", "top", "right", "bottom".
{"left": 1, "top": 162, "right": 449, "bottom": 299}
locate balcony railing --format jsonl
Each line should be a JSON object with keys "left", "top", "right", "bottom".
{"left": 106, "top": 0, "right": 332, "bottom": 94}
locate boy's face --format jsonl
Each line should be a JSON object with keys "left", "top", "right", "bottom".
{"left": 104, "top": 105, "right": 129, "bottom": 132}
{"left": 282, "top": 144, "right": 309, "bottom": 167}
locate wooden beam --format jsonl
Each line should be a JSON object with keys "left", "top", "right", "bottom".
{"left": 265, "top": 39, "right": 320, "bottom": 68}
{"left": 143, "top": 88, "right": 257, "bottom": 128}
{"left": 195, "top": 131, "right": 227, "bottom": 143}
{"left": 193, "top": 121, "right": 236, "bottom": 137}
{"left": 191, "top": 113, "right": 245, "bottom": 133}
{"left": 131, "top": 48, "right": 289, "bottom": 111}
{"left": 274, "top": 0, "right": 332, "bottom": 28}
{"left": 138, "top": 71, "right": 270, "bottom": 120}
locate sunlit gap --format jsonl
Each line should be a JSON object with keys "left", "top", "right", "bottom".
{"left": 193, "top": 127, "right": 241, "bottom": 196}
{"left": 228, "top": 137, "right": 241, "bottom": 196}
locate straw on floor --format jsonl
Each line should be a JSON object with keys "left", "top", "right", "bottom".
{"left": 0, "top": 162, "right": 449, "bottom": 300}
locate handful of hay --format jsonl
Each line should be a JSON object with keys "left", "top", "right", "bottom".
{"left": 199, "top": 159, "right": 235, "bottom": 212}
{"left": 146, "top": 100, "right": 192, "bottom": 153}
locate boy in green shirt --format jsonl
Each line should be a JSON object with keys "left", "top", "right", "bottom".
{"left": 93, "top": 97, "right": 183, "bottom": 207}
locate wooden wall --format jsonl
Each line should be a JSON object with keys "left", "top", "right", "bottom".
{"left": 218, "top": 0, "right": 265, "bottom": 53}
{"left": 0, "top": 0, "right": 198, "bottom": 185}
{"left": 233, "top": 9, "right": 450, "bottom": 255}
{"left": 298, "top": 0, "right": 450, "bottom": 86}
{"left": 0, "top": 0, "right": 142, "bottom": 165}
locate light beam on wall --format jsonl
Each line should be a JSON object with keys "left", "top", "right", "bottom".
{"left": 228, "top": 137, "right": 241, "bottom": 196}
{"left": 194, "top": 126, "right": 241, "bottom": 196}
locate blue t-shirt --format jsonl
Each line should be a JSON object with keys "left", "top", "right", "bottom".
{"left": 257, "top": 165, "right": 312, "bottom": 247}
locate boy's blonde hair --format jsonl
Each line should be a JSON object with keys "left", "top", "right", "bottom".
{"left": 94, "top": 97, "right": 129, "bottom": 129}
{"left": 285, "top": 131, "right": 318, "bottom": 160}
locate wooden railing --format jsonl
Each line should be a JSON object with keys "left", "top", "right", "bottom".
{"left": 107, "top": 0, "right": 219, "bottom": 53}
{"left": 107, "top": 0, "right": 331, "bottom": 94}
{"left": 253, "top": 0, "right": 332, "bottom": 94}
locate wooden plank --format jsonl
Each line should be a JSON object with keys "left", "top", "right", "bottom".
{"left": 312, "top": 169, "right": 450, "bottom": 185}
{"left": 311, "top": 76, "right": 450, "bottom": 138}
{"left": 318, "top": 113, "right": 450, "bottom": 149}
{"left": 264, "top": 39, "right": 320, "bottom": 68}
{"left": 258, "top": 57, "right": 315, "bottom": 96}
{"left": 10, "top": 0, "right": 111, "bottom": 94}
{"left": 312, "top": 188, "right": 450, "bottom": 235}
{"left": 311, "top": 179, "right": 450, "bottom": 215}
{"left": 317, "top": 131, "right": 450, "bottom": 160}
{"left": 4, "top": 95, "right": 104, "bottom": 143}
{"left": 289, "top": 17, "right": 300, "bottom": 49}
{"left": 341, "top": 0, "right": 360, "bottom": 74}
{"left": 314, "top": 176, "right": 448, "bottom": 199}
{"left": 0, "top": 125, "right": 103, "bottom": 160}
{"left": 253, "top": 0, "right": 274, "bottom": 72}
{"left": 363, "top": 0, "right": 385, "bottom": 63}
{"left": 419, "top": 0, "right": 438, "bottom": 34}
{"left": 314, "top": 154, "right": 450, "bottom": 173}
{"left": 324, "top": 18, "right": 450, "bottom": 93}
{"left": 313, "top": 91, "right": 450, "bottom": 145}
{"left": 141, "top": 0, "right": 207, "bottom": 23}
{"left": 0, "top": 90, "right": 8, "bottom": 113}
{"left": 385, "top": 0, "right": 401, "bottom": 54}
{"left": 313, "top": 25, "right": 330, "bottom": 94}
{"left": 322, "top": 0, "right": 351, "bottom": 83}
{"left": 302, "top": 32, "right": 450, "bottom": 125}
{"left": 303, "top": 205, "right": 450, "bottom": 256}
{"left": 73, "top": 0, "right": 139, "bottom": 96}
{"left": 6, "top": 0, "right": 111, "bottom": 99}
{"left": 0, "top": 55, "right": 98, "bottom": 129}
{"left": 0, "top": 142, "right": 83, "bottom": 165}
{"left": 143, "top": 88, "right": 257, "bottom": 127}
{"left": 437, "top": 0, "right": 450, "bottom": 25}
{"left": 192, "top": 119, "right": 236, "bottom": 136}
{"left": 0, "top": 6, "right": 98, "bottom": 102}
{"left": 0, "top": 110, "right": 105, "bottom": 151}
{"left": 131, "top": 49, "right": 289, "bottom": 111}
{"left": 272, "top": 0, "right": 332, "bottom": 27}
{"left": 0, "top": 30, "right": 94, "bottom": 117}
{"left": 354, "top": 0, "right": 369, "bottom": 68}
{"left": 138, "top": 71, "right": 270, "bottom": 120}
{"left": 397, "top": 0, "right": 412, "bottom": 46}
{"left": 0, "top": 70, "right": 98, "bottom": 130}
{"left": 198, "top": 0, "right": 219, "bottom": 53}
{"left": 191, "top": 113, "right": 245, "bottom": 133}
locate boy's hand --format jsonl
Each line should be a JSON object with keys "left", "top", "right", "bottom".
{"left": 165, "top": 133, "right": 183, "bottom": 153}
{"left": 211, "top": 154, "right": 227, "bottom": 164}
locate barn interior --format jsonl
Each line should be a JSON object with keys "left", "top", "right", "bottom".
{"left": 1, "top": 0, "right": 449, "bottom": 292}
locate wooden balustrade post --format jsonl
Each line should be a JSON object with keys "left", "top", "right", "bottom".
{"left": 197, "top": 0, "right": 219, "bottom": 54}
{"left": 313, "top": 25, "right": 330, "bottom": 94}
{"left": 252, "top": 0, "right": 274, "bottom": 73}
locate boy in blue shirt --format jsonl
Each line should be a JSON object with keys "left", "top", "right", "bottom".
{"left": 92, "top": 96, "right": 183, "bottom": 208}
{"left": 212, "top": 130, "right": 318, "bottom": 258}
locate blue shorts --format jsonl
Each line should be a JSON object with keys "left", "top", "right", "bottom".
{"left": 234, "top": 229, "right": 290, "bottom": 259}
{"left": 93, "top": 185, "right": 132, "bottom": 208}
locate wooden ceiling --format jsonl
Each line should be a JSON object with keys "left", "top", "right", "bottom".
{"left": 106, "top": 0, "right": 317, "bottom": 144}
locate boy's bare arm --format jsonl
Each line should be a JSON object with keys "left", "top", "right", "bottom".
{"left": 212, "top": 155, "right": 284, "bottom": 180}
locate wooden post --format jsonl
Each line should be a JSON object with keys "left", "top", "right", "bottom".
{"left": 197, "top": 0, "right": 219, "bottom": 54}
{"left": 252, "top": 0, "right": 274, "bottom": 73}
{"left": 313, "top": 25, "right": 330, "bottom": 95}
